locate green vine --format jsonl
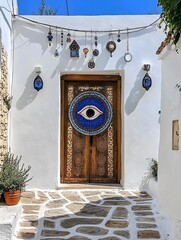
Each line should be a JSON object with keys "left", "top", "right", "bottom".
{"left": 158, "top": 0, "right": 181, "bottom": 45}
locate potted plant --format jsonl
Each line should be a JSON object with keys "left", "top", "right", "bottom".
{"left": 0, "top": 153, "right": 32, "bottom": 205}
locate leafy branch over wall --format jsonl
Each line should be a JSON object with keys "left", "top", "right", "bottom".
{"left": 157, "top": 0, "right": 181, "bottom": 54}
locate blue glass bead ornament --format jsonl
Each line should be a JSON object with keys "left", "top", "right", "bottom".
{"left": 47, "top": 29, "right": 53, "bottom": 46}
{"left": 69, "top": 91, "right": 112, "bottom": 136}
{"left": 33, "top": 75, "right": 43, "bottom": 91}
{"left": 142, "top": 72, "right": 152, "bottom": 91}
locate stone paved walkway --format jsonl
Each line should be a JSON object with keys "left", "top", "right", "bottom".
{"left": 14, "top": 189, "right": 171, "bottom": 240}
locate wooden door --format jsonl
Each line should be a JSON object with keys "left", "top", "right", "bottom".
{"left": 61, "top": 75, "right": 121, "bottom": 183}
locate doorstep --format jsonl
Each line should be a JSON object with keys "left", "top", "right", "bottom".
{"left": 0, "top": 202, "right": 22, "bottom": 240}
{"left": 57, "top": 183, "right": 123, "bottom": 189}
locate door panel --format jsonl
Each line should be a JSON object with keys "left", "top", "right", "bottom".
{"left": 61, "top": 75, "right": 121, "bottom": 183}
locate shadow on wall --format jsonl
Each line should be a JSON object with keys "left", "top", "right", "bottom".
{"left": 16, "top": 71, "right": 38, "bottom": 110}
{"left": 125, "top": 69, "right": 146, "bottom": 115}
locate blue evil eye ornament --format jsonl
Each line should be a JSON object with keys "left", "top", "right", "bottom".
{"left": 69, "top": 91, "right": 112, "bottom": 136}
{"left": 142, "top": 72, "right": 152, "bottom": 91}
{"left": 33, "top": 75, "right": 43, "bottom": 91}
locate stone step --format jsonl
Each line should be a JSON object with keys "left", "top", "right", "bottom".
{"left": 0, "top": 202, "right": 22, "bottom": 240}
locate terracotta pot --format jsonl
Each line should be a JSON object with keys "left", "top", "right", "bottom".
{"left": 4, "top": 190, "right": 21, "bottom": 205}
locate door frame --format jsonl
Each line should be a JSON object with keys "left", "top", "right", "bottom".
{"left": 60, "top": 74, "right": 122, "bottom": 183}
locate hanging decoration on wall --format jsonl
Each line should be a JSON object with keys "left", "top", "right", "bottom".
{"left": 54, "top": 27, "right": 59, "bottom": 57}
{"left": 106, "top": 40, "right": 116, "bottom": 57}
{"left": 142, "top": 64, "right": 152, "bottom": 91}
{"left": 61, "top": 29, "right": 64, "bottom": 46}
{"left": 88, "top": 58, "right": 95, "bottom": 69}
{"left": 117, "top": 30, "right": 121, "bottom": 42}
{"left": 88, "top": 31, "right": 96, "bottom": 69}
{"left": 83, "top": 32, "right": 89, "bottom": 58}
{"left": 47, "top": 27, "right": 53, "bottom": 46}
{"left": 33, "top": 75, "right": 43, "bottom": 91}
{"left": 66, "top": 31, "right": 71, "bottom": 43}
{"left": 93, "top": 49, "right": 99, "bottom": 57}
{"left": 69, "top": 40, "right": 80, "bottom": 57}
{"left": 94, "top": 34, "right": 98, "bottom": 47}
{"left": 69, "top": 91, "right": 112, "bottom": 135}
{"left": 17, "top": 15, "right": 160, "bottom": 63}
{"left": 124, "top": 28, "right": 132, "bottom": 62}
{"left": 92, "top": 32, "right": 99, "bottom": 57}
{"left": 106, "top": 33, "right": 116, "bottom": 57}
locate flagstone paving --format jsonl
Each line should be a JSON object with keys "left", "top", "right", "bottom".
{"left": 14, "top": 189, "right": 171, "bottom": 240}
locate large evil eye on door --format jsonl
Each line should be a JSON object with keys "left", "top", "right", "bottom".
{"left": 69, "top": 91, "right": 112, "bottom": 136}
{"left": 77, "top": 105, "right": 103, "bottom": 120}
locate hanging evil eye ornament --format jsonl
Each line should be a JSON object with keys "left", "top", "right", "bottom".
{"left": 33, "top": 75, "right": 43, "bottom": 91}
{"left": 88, "top": 58, "right": 95, "bottom": 69}
{"left": 142, "top": 72, "right": 152, "bottom": 91}
{"left": 124, "top": 29, "right": 133, "bottom": 62}
{"left": 106, "top": 40, "right": 116, "bottom": 57}
{"left": 47, "top": 28, "right": 53, "bottom": 46}
{"left": 61, "top": 29, "right": 64, "bottom": 46}
{"left": 66, "top": 32, "right": 71, "bottom": 43}
{"left": 93, "top": 49, "right": 99, "bottom": 57}
{"left": 117, "top": 31, "right": 121, "bottom": 43}
{"left": 54, "top": 27, "right": 59, "bottom": 57}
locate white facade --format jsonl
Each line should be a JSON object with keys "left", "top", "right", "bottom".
{"left": 158, "top": 43, "right": 181, "bottom": 238}
{"left": 0, "top": 0, "right": 18, "bottom": 66}
{"left": 10, "top": 15, "right": 164, "bottom": 190}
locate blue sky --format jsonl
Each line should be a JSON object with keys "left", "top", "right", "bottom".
{"left": 17, "top": 0, "right": 162, "bottom": 15}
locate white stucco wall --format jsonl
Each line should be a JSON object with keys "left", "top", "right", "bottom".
{"left": 11, "top": 15, "right": 164, "bottom": 189}
{"left": 0, "top": 0, "right": 17, "bottom": 61}
{"left": 158, "top": 43, "right": 181, "bottom": 238}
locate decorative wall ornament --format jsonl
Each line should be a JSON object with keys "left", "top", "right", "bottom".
{"left": 93, "top": 49, "right": 99, "bottom": 57}
{"left": 54, "top": 27, "right": 59, "bottom": 57}
{"left": 33, "top": 67, "right": 43, "bottom": 91}
{"left": 94, "top": 34, "right": 98, "bottom": 46}
{"left": 124, "top": 28, "right": 132, "bottom": 62}
{"left": 47, "top": 28, "right": 53, "bottom": 46}
{"left": 69, "top": 91, "right": 112, "bottom": 136}
{"left": 61, "top": 29, "right": 64, "bottom": 46}
{"left": 117, "top": 30, "right": 121, "bottom": 42}
{"left": 69, "top": 40, "right": 80, "bottom": 57}
{"left": 83, "top": 48, "right": 89, "bottom": 58}
{"left": 106, "top": 41, "right": 116, "bottom": 57}
{"left": 142, "top": 64, "right": 152, "bottom": 91}
{"left": 142, "top": 73, "right": 152, "bottom": 91}
{"left": 88, "top": 58, "right": 95, "bottom": 69}
{"left": 33, "top": 75, "right": 43, "bottom": 91}
{"left": 83, "top": 32, "right": 89, "bottom": 58}
{"left": 66, "top": 32, "right": 71, "bottom": 43}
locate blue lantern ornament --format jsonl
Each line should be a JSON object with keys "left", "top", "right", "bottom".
{"left": 142, "top": 64, "right": 152, "bottom": 91}
{"left": 33, "top": 75, "right": 43, "bottom": 91}
{"left": 142, "top": 73, "right": 152, "bottom": 91}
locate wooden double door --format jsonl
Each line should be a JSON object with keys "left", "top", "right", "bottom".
{"left": 61, "top": 75, "right": 121, "bottom": 183}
